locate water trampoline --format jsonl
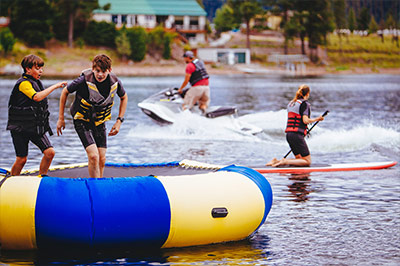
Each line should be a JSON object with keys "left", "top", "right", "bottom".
{"left": 0, "top": 160, "right": 273, "bottom": 250}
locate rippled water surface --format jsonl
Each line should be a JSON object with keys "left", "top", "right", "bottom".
{"left": 0, "top": 74, "right": 399, "bottom": 265}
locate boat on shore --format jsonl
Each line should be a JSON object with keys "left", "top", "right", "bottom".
{"left": 0, "top": 160, "right": 272, "bottom": 250}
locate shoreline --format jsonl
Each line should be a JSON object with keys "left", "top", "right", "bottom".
{"left": 1, "top": 62, "right": 399, "bottom": 79}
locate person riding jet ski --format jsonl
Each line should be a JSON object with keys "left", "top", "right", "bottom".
{"left": 178, "top": 51, "right": 210, "bottom": 113}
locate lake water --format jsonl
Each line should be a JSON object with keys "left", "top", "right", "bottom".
{"left": 0, "top": 74, "right": 399, "bottom": 265}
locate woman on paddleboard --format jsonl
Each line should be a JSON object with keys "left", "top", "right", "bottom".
{"left": 267, "top": 84, "right": 324, "bottom": 167}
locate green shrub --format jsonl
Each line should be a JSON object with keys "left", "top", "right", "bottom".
{"left": 147, "top": 26, "right": 176, "bottom": 60}
{"left": 115, "top": 29, "right": 131, "bottom": 60}
{"left": 126, "top": 27, "right": 147, "bottom": 62}
{"left": 162, "top": 33, "right": 174, "bottom": 59}
{"left": 148, "top": 26, "right": 165, "bottom": 52}
{"left": 0, "top": 27, "right": 16, "bottom": 54}
{"left": 83, "top": 21, "right": 117, "bottom": 47}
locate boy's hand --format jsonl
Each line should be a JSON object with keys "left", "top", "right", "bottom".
{"left": 56, "top": 119, "right": 65, "bottom": 136}
{"left": 57, "top": 81, "right": 68, "bottom": 89}
{"left": 108, "top": 121, "right": 121, "bottom": 136}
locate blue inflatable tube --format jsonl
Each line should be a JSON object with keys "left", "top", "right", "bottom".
{"left": 35, "top": 176, "right": 171, "bottom": 249}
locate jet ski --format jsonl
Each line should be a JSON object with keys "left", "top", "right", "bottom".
{"left": 138, "top": 88, "right": 263, "bottom": 135}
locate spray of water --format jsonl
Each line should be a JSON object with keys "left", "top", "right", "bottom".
{"left": 128, "top": 111, "right": 262, "bottom": 142}
{"left": 128, "top": 110, "right": 400, "bottom": 157}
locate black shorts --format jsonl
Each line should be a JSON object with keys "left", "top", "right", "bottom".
{"left": 286, "top": 132, "right": 310, "bottom": 157}
{"left": 11, "top": 130, "right": 53, "bottom": 157}
{"left": 73, "top": 120, "right": 107, "bottom": 149}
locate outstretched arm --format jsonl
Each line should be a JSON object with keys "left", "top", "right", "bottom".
{"left": 109, "top": 93, "right": 128, "bottom": 136}
{"left": 56, "top": 87, "right": 70, "bottom": 136}
{"left": 33, "top": 81, "right": 67, "bottom": 102}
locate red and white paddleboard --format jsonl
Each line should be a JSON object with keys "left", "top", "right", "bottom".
{"left": 253, "top": 161, "right": 397, "bottom": 174}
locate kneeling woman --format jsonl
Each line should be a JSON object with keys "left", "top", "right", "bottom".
{"left": 267, "top": 84, "right": 324, "bottom": 167}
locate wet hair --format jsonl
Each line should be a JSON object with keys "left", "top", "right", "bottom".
{"left": 92, "top": 54, "right": 112, "bottom": 72}
{"left": 21, "top": 54, "right": 44, "bottom": 73}
{"left": 292, "top": 84, "right": 310, "bottom": 102}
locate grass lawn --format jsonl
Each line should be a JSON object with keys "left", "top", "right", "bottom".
{"left": 326, "top": 33, "right": 400, "bottom": 70}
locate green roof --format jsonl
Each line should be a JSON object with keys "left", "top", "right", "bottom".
{"left": 95, "top": 0, "right": 207, "bottom": 16}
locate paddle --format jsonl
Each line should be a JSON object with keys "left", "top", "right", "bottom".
{"left": 0, "top": 168, "right": 8, "bottom": 176}
{"left": 283, "top": 110, "right": 329, "bottom": 158}
{"left": 0, "top": 168, "right": 11, "bottom": 188}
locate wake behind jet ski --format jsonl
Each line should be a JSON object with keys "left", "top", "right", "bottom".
{"left": 138, "top": 88, "right": 263, "bottom": 135}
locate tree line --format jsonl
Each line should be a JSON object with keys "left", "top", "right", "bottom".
{"left": 1, "top": 0, "right": 399, "bottom": 62}
{"left": 214, "top": 0, "right": 399, "bottom": 61}
{"left": 0, "top": 0, "right": 175, "bottom": 61}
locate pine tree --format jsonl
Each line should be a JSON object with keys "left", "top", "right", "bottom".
{"left": 368, "top": 16, "right": 379, "bottom": 34}
{"left": 9, "top": 0, "right": 52, "bottom": 46}
{"left": 357, "top": 7, "right": 371, "bottom": 31}
{"left": 50, "top": 0, "right": 104, "bottom": 48}
{"left": 228, "top": 0, "right": 264, "bottom": 50}
{"left": 332, "top": 0, "right": 347, "bottom": 52}
{"left": 348, "top": 8, "right": 356, "bottom": 33}
{"left": 214, "top": 4, "right": 237, "bottom": 33}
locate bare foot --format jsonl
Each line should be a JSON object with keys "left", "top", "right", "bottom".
{"left": 271, "top": 158, "right": 287, "bottom": 167}
{"left": 266, "top": 158, "right": 279, "bottom": 166}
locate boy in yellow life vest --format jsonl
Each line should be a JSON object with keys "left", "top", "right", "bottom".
{"left": 57, "top": 54, "right": 128, "bottom": 178}
{"left": 7, "top": 54, "right": 67, "bottom": 176}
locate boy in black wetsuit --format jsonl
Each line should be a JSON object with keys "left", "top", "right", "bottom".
{"left": 57, "top": 54, "right": 128, "bottom": 178}
{"left": 7, "top": 54, "right": 67, "bottom": 176}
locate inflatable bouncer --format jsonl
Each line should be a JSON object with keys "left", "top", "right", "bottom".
{"left": 0, "top": 160, "right": 272, "bottom": 250}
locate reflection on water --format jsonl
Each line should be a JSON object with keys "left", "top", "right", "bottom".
{"left": 0, "top": 239, "right": 269, "bottom": 265}
{"left": 164, "top": 240, "right": 269, "bottom": 265}
{"left": 0, "top": 248, "right": 166, "bottom": 266}
{"left": 287, "top": 173, "right": 312, "bottom": 202}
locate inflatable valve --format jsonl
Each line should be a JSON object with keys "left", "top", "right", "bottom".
{"left": 211, "top": 207, "right": 228, "bottom": 218}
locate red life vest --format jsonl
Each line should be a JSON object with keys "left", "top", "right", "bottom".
{"left": 285, "top": 99, "right": 309, "bottom": 136}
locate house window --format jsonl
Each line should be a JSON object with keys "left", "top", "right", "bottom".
{"left": 190, "top": 18, "right": 199, "bottom": 25}
{"left": 111, "top": 15, "right": 127, "bottom": 25}
{"left": 174, "top": 16, "right": 184, "bottom": 29}
{"left": 156, "top": 15, "right": 168, "bottom": 25}
{"left": 112, "top": 15, "right": 118, "bottom": 24}
{"left": 190, "top": 17, "right": 199, "bottom": 30}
